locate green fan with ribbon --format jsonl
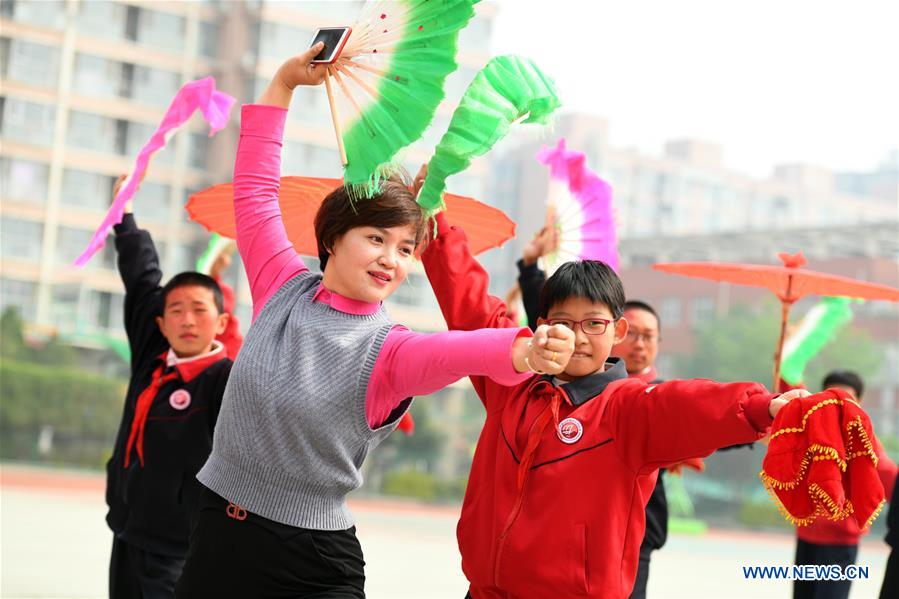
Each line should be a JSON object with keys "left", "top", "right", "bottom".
{"left": 780, "top": 296, "right": 856, "bottom": 386}
{"left": 417, "top": 55, "right": 561, "bottom": 216}
{"left": 196, "top": 233, "right": 234, "bottom": 276}
{"left": 323, "top": 0, "right": 479, "bottom": 198}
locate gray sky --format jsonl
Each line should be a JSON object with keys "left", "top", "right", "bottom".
{"left": 491, "top": 0, "right": 898, "bottom": 177}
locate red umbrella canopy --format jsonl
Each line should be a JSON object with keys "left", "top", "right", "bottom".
{"left": 653, "top": 252, "right": 899, "bottom": 388}
{"left": 187, "top": 176, "right": 516, "bottom": 257}
{"left": 653, "top": 252, "right": 899, "bottom": 304}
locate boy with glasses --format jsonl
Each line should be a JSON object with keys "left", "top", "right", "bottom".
{"left": 422, "top": 213, "right": 808, "bottom": 599}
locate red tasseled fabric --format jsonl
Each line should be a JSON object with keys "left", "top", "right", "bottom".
{"left": 760, "top": 388, "right": 886, "bottom": 528}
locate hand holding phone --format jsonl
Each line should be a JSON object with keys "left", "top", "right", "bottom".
{"left": 309, "top": 27, "right": 352, "bottom": 64}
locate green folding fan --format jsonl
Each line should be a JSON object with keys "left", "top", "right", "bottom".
{"left": 323, "top": 0, "right": 478, "bottom": 198}
{"left": 417, "top": 55, "right": 561, "bottom": 216}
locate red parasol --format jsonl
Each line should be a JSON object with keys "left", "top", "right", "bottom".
{"left": 186, "top": 176, "right": 516, "bottom": 257}
{"left": 653, "top": 252, "right": 899, "bottom": 387}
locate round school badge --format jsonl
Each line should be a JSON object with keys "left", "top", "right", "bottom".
{"left": 169, "top": 389, "right": 191, "bottom": 411}
{"left": 557, "top": 417, "right": 583, "bottom": 444}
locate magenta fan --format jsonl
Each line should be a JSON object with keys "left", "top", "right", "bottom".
{"left": 536, "top": 138, "right": 619, "bottom": 273}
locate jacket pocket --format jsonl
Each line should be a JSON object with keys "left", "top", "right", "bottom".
{"left": 572, "top": 523, "right": 588, "bottom": 594}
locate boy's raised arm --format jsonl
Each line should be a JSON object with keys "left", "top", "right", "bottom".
{"left": 113, "top": 207, "right": 166, "bottom": 365}
{"left": 607, "top": 379, "right": 803, "bottom": 474}
{"left": 421, "top": 212, "right": 517, "bottom": 332}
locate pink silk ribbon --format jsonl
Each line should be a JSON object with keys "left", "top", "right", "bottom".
{"left": 75, "top": 77, "right": 235, "bottom": 266}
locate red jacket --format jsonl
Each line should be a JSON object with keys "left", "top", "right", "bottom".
{"left": 422, "top": 216, "right": 776, "bottom": 599}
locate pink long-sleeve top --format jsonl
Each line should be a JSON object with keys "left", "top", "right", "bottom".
{"left": 234, "top": 104, "right": 531, "bottom": 428}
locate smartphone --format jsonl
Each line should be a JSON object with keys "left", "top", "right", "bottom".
{"left": 309, "top": 27, "right": 353, "bottom": 64}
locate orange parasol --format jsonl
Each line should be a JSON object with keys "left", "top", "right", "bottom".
{"left": 653, "top": 252, "right": 899, "bottom": 387}
{"left": 186, "top": 176, "right": 516, "bottom": 257}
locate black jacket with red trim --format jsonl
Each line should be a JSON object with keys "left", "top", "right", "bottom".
{"left": 105, "top": 214, "right": 233, "bottom": 557}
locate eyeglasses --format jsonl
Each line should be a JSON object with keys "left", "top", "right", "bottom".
{"left": 624, "top": 331, "right": 659, "bottom": 344}
{"left": 547, "top": 318, "right": 613, "bottom": 335}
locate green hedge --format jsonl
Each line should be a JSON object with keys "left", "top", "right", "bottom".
{"left": 381, "top": 469, "right": 468, "bottom": 503}
{"left": 0, "top": 360, "right": 125, "bottom": 468}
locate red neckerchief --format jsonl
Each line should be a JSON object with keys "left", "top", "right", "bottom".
{"left": 123, "top": 349, "right": 227, "bottom": 468}
{"left": 494, "top": 381, "right": 568, "bottom": 584}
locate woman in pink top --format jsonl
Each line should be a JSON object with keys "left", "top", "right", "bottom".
{"left": 176, "top": 45, "right": 576, "bottom": 598}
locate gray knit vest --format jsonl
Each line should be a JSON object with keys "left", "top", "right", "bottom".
{"left": 197, "top": 272, "right": 408, "bottom": 530}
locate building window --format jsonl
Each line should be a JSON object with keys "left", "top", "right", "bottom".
{"left": 119, "top": 62, "right": 135, "bottom": 98}
{"left": 1, "top": 37, "right": 61, "bottom": 87}
{"left": 3, "top": 0, "right": 65, "bottom": 29}
{"left": 283, "top": 141, "right": 342, "bottom": 178}
{"left": 49, "top": 284, "right": 80, "bottom": 331}
{"left": 1, "top": 217, "right": 43, "bottom": 260}
{"left": 60, "top": 169, "right": 115, "bottom": 211}
{"left": 0, "top": 278, "right": 38, "bottom": 321}
{"left": 0, "top": 157, "right": 49, "bottom": 203}
{"left": 287, "top": 85, "right": 328, "bottom": 125}
{"left": 114, "top": 119, "right": 129, "bottom": 155}
{"left": 135, "top": 181, "right": 171, "bottom": 223}
{"left": 56, "top": 226, "right": 115, "bottom": 270}
{"left": 83, "top": 289, "right": 124, "bottom": 331}
{"left": 689, "top": 297, "right": 715, "bottom": 327}
{"left": 660, "top": 297, "right": 682, "bottom": 327}
{"left": 77, "top": 1, "right": 126, "bottom": 40}
{"left": 0, "top": 97, "right": 55, "bottom": 146}
{"left": 72, "top": 54, "right": 119, "bottom": 98}
{"left": 67, "top": 111, "right": 116, "bottom": 153}
{"left": 133, "top": 64, "right": 179, "bottom": 107}
{"left": 137, "top": 8, "right": 185, "bottom": 53}
{"left": 188, "top": 133, "right": 210, "bottom": 170}
{"left": 124, "top": 5, "right": 140, "bottom": 41}
{"left": 258, "top": 22, "right": 315, "bottom": 61}
{"left": 199, "top": 21, "right": 219, "bottom": 58}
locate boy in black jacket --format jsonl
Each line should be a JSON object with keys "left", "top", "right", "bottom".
{"left": 106, "top": 190, "right": 236, "bottom": 599}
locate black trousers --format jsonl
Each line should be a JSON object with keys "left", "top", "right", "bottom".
{"left": 628, "top": 549, "right": 652, "bottom": 599}
{"left": 110, "top": 536, "right": 185, "bottom": 599}
{"left": 793, "top": 538, "right": 858, "bottom": 599}
{"left": 176, "top": 487, "right": 365, "bottom": 598}
{"left": 881, "top": 547, "right": 899, "bottom": 599}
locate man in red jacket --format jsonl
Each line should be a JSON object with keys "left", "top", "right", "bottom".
{"left": 422, "top": 213, "right": 808, "bottom": 599}
{"left": 792, "top": 370, "right": 897, "bottom": 599}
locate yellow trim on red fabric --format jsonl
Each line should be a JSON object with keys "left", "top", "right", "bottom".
{"left": 769, "top": 397, "right": 842, "bottom": 441}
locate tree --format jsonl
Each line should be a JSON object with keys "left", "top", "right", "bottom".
{"left": 674, "top": 300, "right": 883, "bottom": 388}
{"left": 0, "top": 307, "right": 27, "bottom": 361}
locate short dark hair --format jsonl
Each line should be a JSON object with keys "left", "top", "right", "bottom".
{"left": 161, "top": 272, "right": 224, "bottom": 314}
{"left": 314, "top": 174, "right": 428, "bottom": 271}
{"left": 822, "top": 370, "right": 864, "bottom": 398}
{"left": 623, "top": 300, "right": 661, "bottom": 333}
{"left": 538, "top": 260, "right": 625, "bottom": 319}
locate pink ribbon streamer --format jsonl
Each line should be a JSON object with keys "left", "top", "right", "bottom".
{"left": 74, "top": 76, "right": 236, "bottom": 266}
{"left": 536, "top": 138, "right": 619, "bottom": 272}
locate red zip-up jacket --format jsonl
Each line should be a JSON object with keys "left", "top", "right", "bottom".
{"left": 422, "top": 215, "right": 776, "bottom": 598}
